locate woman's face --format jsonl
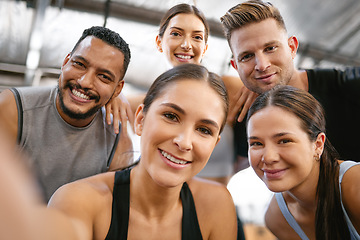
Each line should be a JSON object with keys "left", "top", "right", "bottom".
{"left": 135, "top": 79, "right": 224, "bottom": 188}
{"left": 247, "top": 106, "right": 324, "bottom": 193}
{"left": 156, "top": 13, "right": 208, "bottom": 67}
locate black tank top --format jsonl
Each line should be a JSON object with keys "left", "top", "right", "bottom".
{"left": 105, "top": 168, "right": 203, "bottom": 240}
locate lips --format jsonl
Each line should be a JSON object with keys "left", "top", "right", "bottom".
{"left": 66, "top": 83, "right": 99, "bottom": 103}
{"left": 174, "top": 53, "right": 194, "bottom": 62}
{"left": 255, "top": 73, "right": 275, "bottom": 83}
{"left": 262, "top": 168, "right": 287, "bottom": 179}
{"left": 160, "top": 150, "right": 188, "bottom": 165}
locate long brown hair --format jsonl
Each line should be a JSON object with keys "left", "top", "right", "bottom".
{"left": 246, "top": 86, "right": 350, "bottom": 240}
{"left": 158, "top": 3, "right": 209, "bottom": 43}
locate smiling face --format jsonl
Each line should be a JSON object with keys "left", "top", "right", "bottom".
{"left": 247, "top": 106, "right": 324, "bottom": 193}
{"left": 57, "top": 36, "right": 124, "bottom": 127}
{"left": 156, "top": 13, "right": 208, "bottom": 67}
{"left": 135, "top": 79, "right": 224, "bottom": 188}
{"left": 229, "top": 18, "right": 298, "bottom": 94}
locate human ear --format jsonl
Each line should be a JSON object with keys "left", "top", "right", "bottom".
{"left": 61, "top": 53, "right": 71, "bottom": 69}
{"left": 112, "top": 79, "right": 124, "bottom": 98}
{"left": 134, "top": 104, "right": 145, "bottom": 136}
{"left": 215, "top": 135, "right": 221, "bottom": 146}
{"left": 202, "top": 43, "right": 208, "bottom": 57}
{"left": 314, "top": 132, "right": 326, "bottom": 157}
{"left": 288, "top": 36, "right": 299, "bottom": 59}
{"left": 156, "top": 35, "right": 163, "bottom": 53}
{"left": 230, "top": 58, "right": 238, "bottom": 70}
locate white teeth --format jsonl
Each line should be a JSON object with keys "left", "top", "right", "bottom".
{"left": 176, "top": 54, "right": 192, "bottom": 60}
{"left": 72, "top": 89, "right": 90, "bottom": 100}
{"left": 161, "top": 150, "right": 187, "bottom": 165}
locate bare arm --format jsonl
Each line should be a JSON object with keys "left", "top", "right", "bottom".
{"left": 0, "top": 131, "right": 80, "bottom": 240}
{"left": 0, "top": 89, "right": 19, "bottom": 146}
{"left": 105, "top": 92, "right": 135, "bottom": 134}
{"left": 221, "top": 75, "right": 258, "bottom": 124}
{"left": 190, "top": 179, "right": 237, "bottom": 240}
{"left": 108, "top": 122, "right": 135, "bottom": 171}
{"left": 341, "top": 164, "right": 360, "bottom": 233}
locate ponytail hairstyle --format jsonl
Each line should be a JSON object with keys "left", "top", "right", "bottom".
{"left": 246, "top": 86, "right": 350, "bottom": 240}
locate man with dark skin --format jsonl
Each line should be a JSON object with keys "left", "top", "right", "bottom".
{"left": 0, "top": 26, "right": 133, "bottom": 202}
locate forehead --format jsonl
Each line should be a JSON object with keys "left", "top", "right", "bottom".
{"left": 151, "top": 79, "right": 225, "bottom": 122}
{"left": 248, "top": 106, "right": 304, "bottom": 136}
{"left": 229, "top": 18, "right": 288, "bottom": 53}
{"left": 72, "top": 36, "right": 125, "bottom": 76}
{"left": 166, "top": 13, "right": 205, "bottom": 32}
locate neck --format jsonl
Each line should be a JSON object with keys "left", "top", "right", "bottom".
{"left": 129, "top": 165, "right": 183, "bottom": 219}
{"left": 287, "top": 69, "right": 308, "bottom": 91}
{"left": 285, "top": 163, "right": 320, "bottom": 211}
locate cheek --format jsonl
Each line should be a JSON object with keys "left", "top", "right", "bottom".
{"left": 248, "top": 149, "right": 261, "bottom": 167}
{"left": 195, "top": 138, "right": 217, "bottom": 162}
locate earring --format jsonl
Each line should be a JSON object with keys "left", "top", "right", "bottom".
{"left": 314, "top": 154, "right": 320, "bottom": 162}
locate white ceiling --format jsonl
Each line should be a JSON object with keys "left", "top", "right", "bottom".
{"left": 1, "top": 0, "right": 360, "bottom": 88}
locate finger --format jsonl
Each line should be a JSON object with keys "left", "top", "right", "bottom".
{"left": 126, "top": 107, "right": 135, "bottom": 132}
{"left": 105, "top": 104, "right": 112, "bottom": 125}
{"left": 119, "top": 107, "right": 128, "bottom": 135}
{"left": 113, "top": 108, "right": 120, "bottom": 134}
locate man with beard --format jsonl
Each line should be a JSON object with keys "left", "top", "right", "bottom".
{"left": 0, "top": 26, "right": 132, "bottom": 202}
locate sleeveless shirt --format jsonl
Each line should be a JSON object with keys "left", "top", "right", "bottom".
{"left": 11, "top": 86, "right": 119, "bottom": 202}
{"left": 105, "top": 168, "right": 203, "bottom": 240}
{"left": 275, "top": 161, "right": 360, "bottom": 240}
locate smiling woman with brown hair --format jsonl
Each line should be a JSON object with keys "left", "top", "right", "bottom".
{"left": 0, "top": 64, "right": 237, "bottom": 240}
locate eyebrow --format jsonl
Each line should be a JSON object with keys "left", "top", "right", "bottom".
{"left": 248, "top": 132, "right": 292, "bottom": 140}
{"left": 161, "top": 102, "right": 220, "bottom": 130}
{"left": 72, "top": 55, "right": 116, "bottom": 81}
{"left": 236, "top": 40, "right": 281, "bottom": 61}
{"left": 169, "top": 26, "right": 204, "bottom": 34}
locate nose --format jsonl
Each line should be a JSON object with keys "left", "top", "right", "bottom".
{"left": 261, "top": 145, "right": 279, "bottom": 164}
{"left": 173, "top": 129, "right": 193, "bottom": 152}
{"left": 180, "top": 37, "right": 192, "bottom": 51}
{"left": 255, "top": 53, "right": 271, "bottom": 72}
{"left": 77, "top": 71, "right": 94, "bottom": 89}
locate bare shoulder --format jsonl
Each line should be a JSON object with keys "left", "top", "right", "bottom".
{"left": 340, "top": 163, "right": 360, "bottom": 231}
{"left": 265, "top": 194, "right": 299, "bottom": 240}
{"left": 187, "top": 177, "right": 232, "bottom": 205}
{"left": 187, "top": 177, "right": 237, "bottom": 240}
{"left": 221, "top": 75, "right": 243, "bottom": 90}
{"left": 48, "top": 172, "right": 116, "bottom": 239}
{"left": 0, "top": 89, "right": 18, "bottom": 144}
{"left": 48, "top": 172, "right": 115, "bottom": 213}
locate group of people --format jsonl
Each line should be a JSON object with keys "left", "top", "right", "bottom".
{"left": 0, "top": 0, "right": 359, "bottom": 239}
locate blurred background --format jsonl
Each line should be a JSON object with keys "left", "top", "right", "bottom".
{"left": 1, "top": 0, "right": 359, "bottom": 239}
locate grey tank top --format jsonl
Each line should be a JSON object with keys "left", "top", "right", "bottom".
{"left": 11, "top": 86, "right": 119, "bottom": 202}
{"left": 275, "top": 161, "right": 360, "bottom": 240}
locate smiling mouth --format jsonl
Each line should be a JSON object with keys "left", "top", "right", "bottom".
{"left": 72, "top": 88, "right": 90, "bottom": 100}
{"left": 175, "top": 54, "right": 193, "bottom": 60}
{"left": 255, "top": 73, "right": 275, "bottom": 81}
{"left": 161, "top": 150, "right": 188, "bottom": 165}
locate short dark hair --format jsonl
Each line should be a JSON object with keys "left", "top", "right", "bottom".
{"left": 158, "top": 3, "right": 209, "bottom": 43}
{"left": 71, "top": 26, "right": 131, "bottom": 80}
{"left": 143, "top": 64, "right": 228, "bottom": 133}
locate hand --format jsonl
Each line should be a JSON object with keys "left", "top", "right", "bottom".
{"left": 227, "top": 86, "right": 258, "bottom": 124}
{"left": 105, "top": 93, "right": 135, "bottom": 134}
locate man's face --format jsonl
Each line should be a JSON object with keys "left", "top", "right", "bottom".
{"left": 229, "top": 18, "right": 298, "bottom": 94}
{"left": 57, "top": 36, "right": 125, "bottom": 126}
